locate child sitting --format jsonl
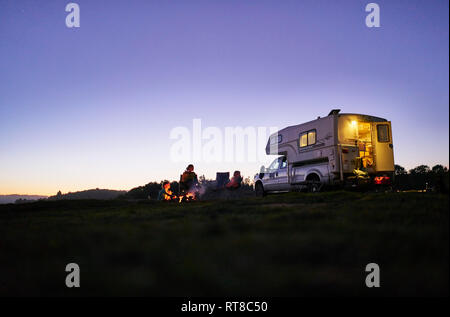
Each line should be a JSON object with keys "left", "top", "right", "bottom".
{"left": 157, "top": 181, "right": 176, "bottom": 201}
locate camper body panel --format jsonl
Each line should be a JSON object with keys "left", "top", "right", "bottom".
{"left": 264, "top": 115, "right": 338, "bottom": 187}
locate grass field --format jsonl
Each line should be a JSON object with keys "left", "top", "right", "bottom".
{"left": 0, "top": 191, "right": 448, "bottom": 296}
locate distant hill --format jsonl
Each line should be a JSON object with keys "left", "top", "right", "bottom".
{"left": 0, "top": 195, "right": 48, "bottom": 204}
{"left": 47, "top": 189, "right": 126, "bottom": 201}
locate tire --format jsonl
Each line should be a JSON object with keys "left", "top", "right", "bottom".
{"left": 306, "top": 174, "right": 322, "bottom": 193}
{"left": 255, "top": 182, "right": 265, "bottom": 197}
{"left": 308, "top": 181, "right": 322, "bottom": 193}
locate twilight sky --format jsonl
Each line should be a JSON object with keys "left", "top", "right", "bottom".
{"left": 0, "top": 0, "right": 448, "bottom": 195}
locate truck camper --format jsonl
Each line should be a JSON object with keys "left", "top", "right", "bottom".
{"left": 254, "top": 109, "right": 394, "bottom": 196}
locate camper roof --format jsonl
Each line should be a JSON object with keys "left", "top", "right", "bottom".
{"left": 337, "top": 113, "right": 387, "bottom": 122}
{"left": 275, "top": 111, "right": 387, "bottom": 134}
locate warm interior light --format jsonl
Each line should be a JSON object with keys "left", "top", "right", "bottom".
{"left": 351, "top": 120, "right": 357, "bottom": 127}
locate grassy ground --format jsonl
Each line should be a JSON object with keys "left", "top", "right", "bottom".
{"left": 0, "top": 191, "right": 448, "bottom": 296}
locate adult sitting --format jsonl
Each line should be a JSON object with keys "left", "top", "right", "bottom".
{"left": 225, "top": 171, "right": 243, "bottom": 190}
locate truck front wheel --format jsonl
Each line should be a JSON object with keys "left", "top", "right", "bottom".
{"left": 255, "top": 182, "right": 266, "bottom": 197}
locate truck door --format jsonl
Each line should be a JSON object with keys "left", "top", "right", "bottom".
{"left": 263, "top": 157, "right": 281, "bottom": 191}
{"left": 275, "top": 156, "right": 289, "bottom": 191}
{"left": 371, "top": 122, "right": 394, "bottom": 172}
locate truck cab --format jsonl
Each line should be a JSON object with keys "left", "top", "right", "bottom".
{"left": 254, "top": 155, "right": 327, "bottom": 196}
{"left": 255, "top": 156, "right": 288, "bottom": 194}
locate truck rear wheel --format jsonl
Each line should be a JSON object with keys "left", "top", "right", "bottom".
{"left": 255, "top": 182, "right": 265, "bottom": 197}
{"left": 306, "top": 174, "right": 322, "bottom": 193}
{"left": 308, "top": 181, "right": 322, "bottom": 193}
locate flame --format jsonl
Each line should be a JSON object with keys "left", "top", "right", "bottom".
{"left": 186, "top": 192, "right": 195, "bottom": 199}
{"left": 178, "top": 191, "right": 196, "bottom": 203}
{"left": 161, "top": 184, "right": 198, "bottom": 203}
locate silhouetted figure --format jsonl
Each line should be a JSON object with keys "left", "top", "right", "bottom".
{"left": 180, "top": 164, "right": 198, "bottom": 193}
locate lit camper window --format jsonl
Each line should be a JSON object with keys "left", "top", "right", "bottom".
{"left": 300, "top": 133, "right": 308, "bottom": 147}
{"left": 299, "top": 130, "right": 316, "bottom": 148}
{"left": 377, "top": 124, "right": 389, "bottom": 142}
{"left": 308, "top": 131, "right": 316, "bottom": 145}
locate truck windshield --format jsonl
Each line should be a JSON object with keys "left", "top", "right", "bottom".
{"left": 268, "top": 157, "right": 286, "bottom": 170}
{"left": 268, "top": 158, "right": 280, "bottom": 171}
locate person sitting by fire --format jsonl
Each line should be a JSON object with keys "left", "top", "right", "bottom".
{"left": 157, "top": 181, "right": 176, "bottom": 201}
{"left": 180, "top": 164, "right": 199, "bottom": 193}
{"left": 225, "top": 170, "right": 243, "bottom": 190}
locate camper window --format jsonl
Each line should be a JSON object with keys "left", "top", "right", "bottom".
{"left": 270, "top": 134, "right": 282, "bottom": 144}
{"left": 308, "top": 131, "right": 316, "bottom": 145}
{"left": 299, "top": 130, "right": 317, "bottom": 148}
{"left": 300, "top": 133, "right": 308, "bottom": 147}
{"left": 377, "top": 124, "right": 389, "bottom": 142}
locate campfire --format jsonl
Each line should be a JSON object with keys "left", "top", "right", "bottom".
{"left": 159, "top": 179, "right": 199, "bottom": 203}
{"left": 163, "top": 189, "right": 197, "bottom": 203}
{"left": 178, "top": 191, "right": 196, "bottom": 203}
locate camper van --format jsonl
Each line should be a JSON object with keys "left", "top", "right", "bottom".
{"left": 254, "top": 109, "right": 395, "bottom": 196}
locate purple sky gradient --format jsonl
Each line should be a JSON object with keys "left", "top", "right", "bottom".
{"left": 0, "top": 0, "right": 448, "bottom": 195}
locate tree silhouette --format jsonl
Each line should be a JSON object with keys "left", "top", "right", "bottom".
{"left": 432, "top": 164, "right": 448, "bottom": 174}
{"left": 394, "top": 164, "right": 407, "bottom": 175}
{"left": 409, "top": 165, "right": 430, "bottom": 175}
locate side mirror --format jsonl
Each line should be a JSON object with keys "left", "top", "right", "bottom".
{"left": 260, "top": 165, "right": 266, "bottom": 173}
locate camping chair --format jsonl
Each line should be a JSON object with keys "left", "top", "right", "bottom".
{"left": 215, "top": 172, "right": 230, "bottom": 190}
